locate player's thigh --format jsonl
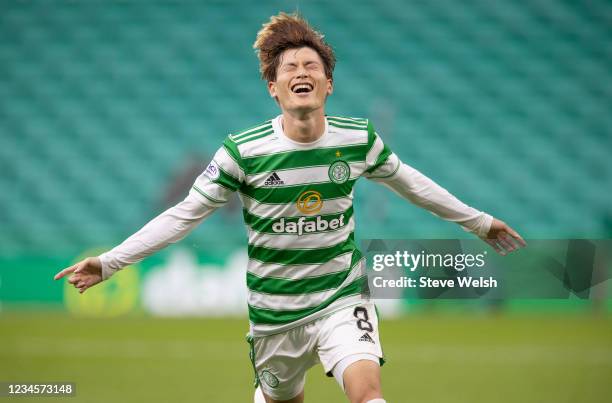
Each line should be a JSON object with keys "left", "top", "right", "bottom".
{"left": 250, "top": 330, "right": 317, "bottom": 402}
{"left": 342, "top": 359, "right": 382, "bottom": 403}
{"left": 317, "top": 302, "right": 384, "bottom": 383}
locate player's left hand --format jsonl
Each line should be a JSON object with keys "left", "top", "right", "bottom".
{"left": 483, "top": 218, "right": 526, "bottom": 255}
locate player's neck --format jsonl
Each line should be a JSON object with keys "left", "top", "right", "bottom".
{"left": 280, "top": 109, "right": 326, "bottom": 143}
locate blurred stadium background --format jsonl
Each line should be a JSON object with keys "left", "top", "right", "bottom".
{"left": 1, "top": 0, "right": 611, "bottom": 402}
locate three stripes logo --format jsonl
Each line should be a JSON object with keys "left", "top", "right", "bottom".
{"left": 264, "top": 172, "right": 284, "bottom": 186}
{"left": 358, "top": 333, "right": 375, "bottom": 344}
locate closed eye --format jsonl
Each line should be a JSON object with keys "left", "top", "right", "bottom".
{"left": 282, "top": 63, "right": 297, "bottom": 72}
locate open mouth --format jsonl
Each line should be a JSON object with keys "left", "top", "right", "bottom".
{"left": 291, "top": 83, "right": 314, "bottom": 94}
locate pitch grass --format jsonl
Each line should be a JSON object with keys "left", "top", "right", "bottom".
{"left": 1, "top": 311, "right": 611, "bottom": 403}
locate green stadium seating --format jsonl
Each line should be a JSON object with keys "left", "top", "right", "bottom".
{"left": 1, "top": 0, "right": 610, "bottom": 256}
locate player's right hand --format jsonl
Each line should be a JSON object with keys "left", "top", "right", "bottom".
{"left": 54, "top": 257, "right": 103, "bottom": 294}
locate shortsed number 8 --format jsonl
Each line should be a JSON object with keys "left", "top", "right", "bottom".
{"left": 353, "top": 306, "right": 373, "bottom": 332}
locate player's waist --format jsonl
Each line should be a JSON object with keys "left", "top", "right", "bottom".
{"left": 248, "top": 294, "right": 369, "bottom": 337}
{"left": 246, "top": 257, "right": 368, "bottom": 336}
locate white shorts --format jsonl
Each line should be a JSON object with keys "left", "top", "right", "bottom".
{"left": 247, "top": 301, "right": 384, "bottom": 401}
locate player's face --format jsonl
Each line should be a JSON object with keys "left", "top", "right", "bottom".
{"left": 268, "top": 47, "right": 333, "bottom": 115}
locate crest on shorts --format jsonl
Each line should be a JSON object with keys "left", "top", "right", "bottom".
{"left": 328, "top": 160, "right": 350, "bottom": 184}
{"left": 260, "top": 369, "right": 279, "bottom": 388}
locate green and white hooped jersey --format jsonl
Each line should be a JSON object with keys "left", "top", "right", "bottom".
{"left": 191, "top": 115, "right": 400, "bottom": 336}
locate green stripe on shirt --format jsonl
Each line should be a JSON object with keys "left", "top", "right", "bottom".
{"left": 247, "top": 235, "right": 356, "bottom": 265}
{"left": 241, "top": 180, "right": 356, "bottom": 204}
{"left": 247, "top": 276, "right": 367, "bottom": 325}
{"left": 242, "top": 144, "right": 368, "bottom": 174}
{"left": 246, "top": 250, "right": 363, "bottom": 294}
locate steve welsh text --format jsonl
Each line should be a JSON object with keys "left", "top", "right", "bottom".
{"left": 372, "top": 276, "right": 497, "bottom": 289}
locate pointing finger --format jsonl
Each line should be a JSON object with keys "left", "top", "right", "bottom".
{"left": 54, "top": 264, "right": 78, "bottom": 280}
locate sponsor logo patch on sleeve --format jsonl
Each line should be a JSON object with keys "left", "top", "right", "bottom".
{"left": 204, "top": 161, "right": 220, "bottom": 180}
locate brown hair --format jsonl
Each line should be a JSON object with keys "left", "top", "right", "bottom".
{"left": 253, "top": 12, "right": 336, "bottom": 82}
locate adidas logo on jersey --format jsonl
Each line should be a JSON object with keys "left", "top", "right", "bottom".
{"left": 358, "top": 333, "right": 375, "bottom": 344}
{"left": 264, "top": 172, "right": 284, "bottom": 186}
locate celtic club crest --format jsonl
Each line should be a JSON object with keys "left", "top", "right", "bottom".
{"left": 260, "top": 370, "right": 279, "bottom": 388}
{"left": 328, "top": 160, "right": 350, "bottom": 184}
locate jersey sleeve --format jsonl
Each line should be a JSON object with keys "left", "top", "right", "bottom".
{"left": 379, "top": 163, "right": 493, "bottom": 237}
{"left": 362, "top": 120, "right": 401, "bottom": 180}
{"left": 190, "top": 139, "right": 245, "bottom": 207}
{"left": 360, "top": 122, "right": 493, "bottom": 237}
{"left": 98, "top": 192, "right": 217, "bottom": 280}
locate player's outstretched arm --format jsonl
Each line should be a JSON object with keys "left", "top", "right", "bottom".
{"left": 53, "top": 192, "right": 218, "bottom": 293}
{"left": 368, "top": 160, "right": 526, "bottom": 255}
